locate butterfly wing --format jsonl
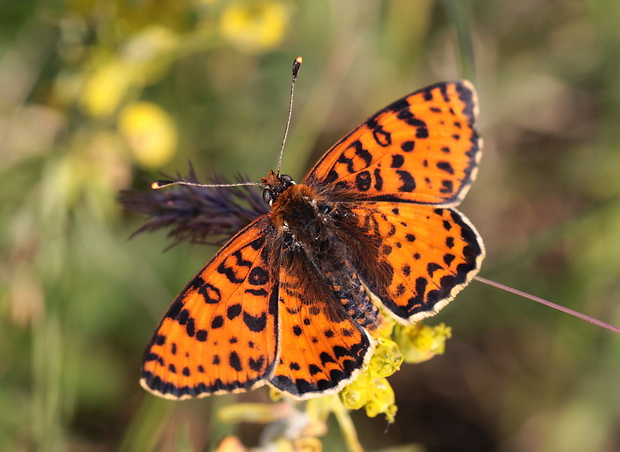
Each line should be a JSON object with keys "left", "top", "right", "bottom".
{"left": 349, "top": 202, "right": 484, "bottom": 323}
{"left": 304, "top": 81, "right": 480, "bottom": 206}
{"left": 141, "top": 217, "right": 278, "bottom": 399}
{"left": 268, "top": 256, "right": 372, "bottom": 398}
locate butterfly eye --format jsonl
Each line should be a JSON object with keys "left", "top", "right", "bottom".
{"left": 263, "top": 189, "right": 274, "bottom": 205}
{"left": 280, "top": 174, "right": 295, "bottom": 187}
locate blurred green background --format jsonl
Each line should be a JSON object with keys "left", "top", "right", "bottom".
{"left": 2, "top": 0, "right": 620, "bottom": 451}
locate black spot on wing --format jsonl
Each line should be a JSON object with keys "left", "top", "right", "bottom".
{"left": 427, "top": 262, "right": 443, "bottom": 277}
{"left": 244, "top": 311, "right": 267, "bottom": 332}
{"left": 165, "top": 299, "right": 183, "bottom": 320}
{"left": 227, "top": 304, "right": 242, "bottom": 320}
{"left": 186, "top": 319, "right": 195, "bottom": 337}
{"left": 249, "top": 356, "right": 265, "bottom": 372}
{"left": 355, "top": 171, "right": 372, "bottom": 191}
{"left": 248, "top": 267, "right": 269, "bottom": 285}
{"left": 406, "top": 277, "right": 428, "bottom": 310}
{"left": 198, "top": 283, "right": 221, "bottom": 304}
{"left": 396, "top": 170, "right": 416, "bottom": 192}
{"left": 401, "top": 141, "right": 415, "bottom": 152}
{"left": 229, "top": 351, "right": 243, "bottom": 371}
{"left": 440, "top": 179, "right": 454, "bottom": 194}
{"left": 217, "top": 262, "right": 243, "bottom": 284}
{"left": 373, "top": 168, "right": 383, "bottom": 190}
{"left": 437, "top": 161, "right": 455, "bottom": 175}
{"left": 372, "top": 125, "right": 391, "bottom": 146}
{"left": 211, "top": 316, "right": 224, "bottom": 329}
{"left": 416, "top": 127, "right": 429, "bottom": 139}
{"left": 391, "top": 154, "right": 405, "bottom": 168}
{"left": 350, "top": 140, "right": 372, "bottom": 166}
{"left": 444, "top": 254, "right": 456, "bottom": 266}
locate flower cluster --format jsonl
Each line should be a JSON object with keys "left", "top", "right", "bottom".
{"left": 51, "top": 0, "right": 291, "bottom": 175}
{"left": 208, "top": 322, "right": 452, "bottom": 451}
{"left": 340, "top": 320, "right": 452, "bottom": 423}
{"left": 340, "top": 337, "right": 402, "bottom": 423}
{"left": 219, "top": 1, "right": 290, "bottom": 54}
{"left": 395, "top": 322, "right": 453, "bottom": 364}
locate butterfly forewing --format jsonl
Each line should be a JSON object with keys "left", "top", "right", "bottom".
{"left": 141, "top": 217, "right": 278, "bottom": 399}
{"left": 304, "top": 81, "right": 480, "bottom": 206}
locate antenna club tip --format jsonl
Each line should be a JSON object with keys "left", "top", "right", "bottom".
{"left": 292, "top": 56, "right": 302, "bottom": 77}
{"left": 151, "top": 180, "right": 172, "bottom": 189}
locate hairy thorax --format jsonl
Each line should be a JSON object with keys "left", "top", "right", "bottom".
{"left": 269, "top": 184, "right": 332, "bottom": 247}
{"left": 267, "top": 183, "right": 384, "bottom": 330}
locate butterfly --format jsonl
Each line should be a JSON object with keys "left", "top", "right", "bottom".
{"left": 141, "top": 80, "right": 485, "bottom": 400}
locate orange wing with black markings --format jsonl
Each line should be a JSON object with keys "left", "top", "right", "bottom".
{"left": 141, "top": 217, "right": 278, "bottom": 399}
{"left": 304, "top": 81, "right": 480, "bottom": 206}
{"left": 268, "top": 260, "right": 373, "bottom": 398}
{"left": 349, "top": 202, "right": 484, "bottom": 323}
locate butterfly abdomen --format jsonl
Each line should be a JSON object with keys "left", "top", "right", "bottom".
{"left": 266, "top": 183, "right": 385, "bottom": 331}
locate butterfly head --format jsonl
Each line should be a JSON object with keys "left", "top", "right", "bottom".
{"left": 261, "top": 170, "right": 296, "bottom": 206}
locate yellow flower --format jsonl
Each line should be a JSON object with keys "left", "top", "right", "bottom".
{"left": 340, "top": 338, "right": 401, "bottom": 421}
{"left": 363, "top": 376, "right": 397, "bottom": 422}
{"left": 394, "top": 322, "right": 452, "bottom": 364}
{"left": 340, "top": 378, "right": 370, "bottom": 410}
{"left": 81, "top": 59, "right": 133, "bottom": 118}
{"left": 219, "top": 1, "right": 289, "bottom": 54}
{"left": 122, "top": 25, "right": 180, "bottom": 85}
{"left": 118, "top": 101, "right": 177, "bottom": 169}
{"left": 368, "top": 337, "right": 404, "bottom": 377}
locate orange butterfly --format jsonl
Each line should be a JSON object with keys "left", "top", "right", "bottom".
{"left": 141, "top": 80, "right": 485, "bottom": 400}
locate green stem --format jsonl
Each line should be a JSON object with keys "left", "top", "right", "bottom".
{"left": 331, "top": 397, "right": 364, "bottom": 452}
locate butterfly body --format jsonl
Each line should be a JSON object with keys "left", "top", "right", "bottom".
{"left": 265, "top": 175, "right": 387, "bottom": 331}
{"left": 141, "top": 81, "right": 485, "bottom": 400}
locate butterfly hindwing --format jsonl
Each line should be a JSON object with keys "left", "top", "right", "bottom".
{"left": 268, "top": 261, "right": 372, "bottom": 398}
{"left": 141, "top": 217, "right": 278, "bottom": 399}
{"left": 349, "top": 202, "right": 484, "bottom": 323}
{"left": 304, "top": 81, "right": 480, "bottom": 206}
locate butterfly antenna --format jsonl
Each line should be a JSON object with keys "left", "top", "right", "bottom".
{"left": 474, "top": 276, "right": 620, "bottom": 334}
{"left": 276, "top": 56, "right": 303, "bottom": 177}
{"left": 151, "top": 180, "right": 264, "bottom": 190}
